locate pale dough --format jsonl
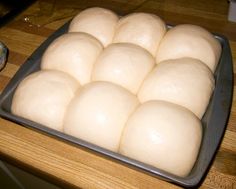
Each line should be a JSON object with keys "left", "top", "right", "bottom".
{"left": 92, "top": 43, "right": 155, "bottom": 94}
{"left": 138, "top": 58, "right": 215, "bottom": 118}
{"left": 69, "top": 7, "right": 119, "bottom": 47}
{"left": 119, "top": 100, "right": 202, "bottom": 177}
{"left": 11, "top": 70, "right": 80, "bottom": 131}
{"left": 113, "top": 13, "right": 166, "bottom": 56}
{"left": 41, "top": 32, "right": 103, "bottom": 85}
{"left": 63, "top": 81, "right": 139, "bottom": 152}
{"left": 156, "top": 24, "right": 222, "bottom": 72}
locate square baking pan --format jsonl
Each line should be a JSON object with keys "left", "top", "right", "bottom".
{"left": 0, "top": 21, "right": 233, "bottom": 188}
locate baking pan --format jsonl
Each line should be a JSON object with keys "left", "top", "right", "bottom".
{"left": 0, "top": 21, "right": 233, "bottom": 188}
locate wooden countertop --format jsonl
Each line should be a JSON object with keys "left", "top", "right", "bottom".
{"left": 0, "top": 1, "right": 235, "bottom": 188}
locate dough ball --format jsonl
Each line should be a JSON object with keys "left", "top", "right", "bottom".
{"left": 69, "top": 7, "right": 119, "bottom": 47}
{"left": 11, "top": 70, "right": 80, "bottom": 131}
{"left": 92, "top": 43, "right": 155, "bottom": 94}
{"left": 138, "top": 58, "right": 214, "bottom": 118}
{"left": 113, "top": 13, "right": 166, "bottom": 56}
{"left": 119, "top": 100, "right": 202, "bottom": 177}
{"left": 41, "top": 32, "right": 103, "bottom": 85}
{"left": 63, "top": 81, "right": 139, "bottom": 152}
{"left": 156, "top": 24, "right": 222, "bottom": 72}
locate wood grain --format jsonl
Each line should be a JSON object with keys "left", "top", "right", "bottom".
{"left": 0, "top": 0, "right": 235, "bottom": 188}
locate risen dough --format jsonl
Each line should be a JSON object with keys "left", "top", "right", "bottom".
{"left": 92, "top": 43, "right": 155, "bottom": 94}
{"left": 69, "top": 7, "right": 119, "bottom": 46}
{"left": 113, "top": 13, "right": 166, "bottom": 56}
{"left": 138, "top": 58, "right": 214, "bottom": 118}
{"left": 63, "top": 81, "right": 139, "bottom": 152}
{"left": 156, "top": 24, "right": 222, "bottom": 72}
{"left": 119, "top": 100, "right": 202, "bottom": 177}
{"left": 11, "top": 70, "right": 79, "bottom": 131}
{"left": 41, "top": 32, "right": 103, "bottom": 85}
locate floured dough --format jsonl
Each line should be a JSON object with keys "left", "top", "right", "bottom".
{"left": 119, "top": 100, "right": 202, "bottom": 177}
{"left": 11, "top": 70, "right": 80, "bottom": 131}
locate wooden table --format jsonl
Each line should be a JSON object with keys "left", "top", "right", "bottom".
{"left": 0, "top": 1, "right": 235, "bottom": 188}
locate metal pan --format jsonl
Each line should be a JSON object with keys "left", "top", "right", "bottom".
{"left": 0, "top": 21, "right": 233, "bottom": 188}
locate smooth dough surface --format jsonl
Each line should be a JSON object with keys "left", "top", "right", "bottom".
{"left": 138, "top": 58, "right": 215, "bottom": 118}
{"left": 92, "top": 43, "right": 155, "bottom": 94}
{"left": 69, "top": 7, "right": 119, "bottom": 46}
{"left": 119, "top": 100, "right": 202, "bottom": 177}
{"left": 41, "top": 32, "right": 103, "bottom": 85}
{"left": 156, "top": 24, "right": 222, "bottom": 72}
{"left": 113, "top": 13, "right": 166, "bottom": 56}
{"left": 11, "top": 70, "right": 80, "bottom": 131}
{"left": 63, "top": 81, "right": 139, "bottom": 152}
